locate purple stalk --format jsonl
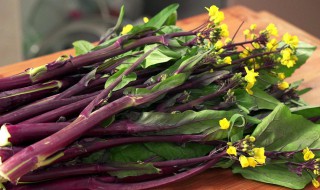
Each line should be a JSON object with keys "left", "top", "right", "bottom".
{"left": 11, "top": 153, "right": 224, "bottom": 190}
{"left": 21, "top": 95, "right": 97, "bottom": 124}
{"left": 0, "top": 83, "right": 181, "bottom": 182}
{"left": 0, "top": 31, "right": 195, "bottom": 92}
{"left": 5, "top": 176, "right": 117, "bottom": 190}
{"left": 80, "top": 46, "right": 158, "bottom": 117}
{"left": 0, "top": 79, "right": 72, "bottom": 113}
{"left": 19, "top": 164, "right": 153, "bottom": 182}
{"left": 0, "top": 90, "right": 101, "bottom": 125}
{"left": 54, "top": 134, "right": 206, "bottom": 164}
{"left": 166, "top": 80, "right": 239, "bottom": 112}
{"left": 0, "top": 147, "right": 24, "bottom": 163}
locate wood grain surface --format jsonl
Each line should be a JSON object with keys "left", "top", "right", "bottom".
{"left": 0, "top": 5, "right": 319, "bottom": 190}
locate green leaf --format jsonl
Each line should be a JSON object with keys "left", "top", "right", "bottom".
{"left": 72, "top": 40, "right": 94, "bottom": 56}
{"left": 234, "top": 87, "right": 280, "bottom": 113}
{"left": 142, "top": 45, "right": 180, "bottom": 68}
{"left": 104, "top": 68, "right": 137, "bottom": 91}
{"left": 108, "top": 144, "right": 161, "bottom": 163}
{"left": 164, "top": 11, "right": 178, "bottom": 26}
{"left": 124, "top": 73, "right": 188, "bottom": 96}
{"left": 144, "top": 142, "right": 213, "bottom": 160}
{"left": 108, "top": 163, "right": 160, "bottom": 178}
{"left": 276, "top": 42, "right": 316, "bottom": 77}
{"left": 252, "top": 103, "right": 320, "bottom": 151}
{"left": 291, "top": 106, "right": 320, "bottom": 119}
{"left": 233, "top": 164, "right": 311, "bottom": 189}
{"left": 144, "top": 4, "right": 179, "bottom": 29}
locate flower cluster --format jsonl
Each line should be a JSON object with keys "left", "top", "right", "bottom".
{"left": 226, "top": 136, "right": 266, "bottom": 168}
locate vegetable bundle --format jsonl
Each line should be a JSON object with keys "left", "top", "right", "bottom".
{"left": 0, "top": 4, "right": 319, "bottom": 190}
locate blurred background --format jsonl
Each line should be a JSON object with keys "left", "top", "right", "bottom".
{"left": 0, "top": 0, "right": 319, "bottom": 67}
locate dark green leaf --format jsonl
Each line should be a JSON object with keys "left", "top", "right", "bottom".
{"left": 234, "top": 87, "right": 280, "bottom": 113}
{"left": 291, "top": 106, "right": 320, "bottom": 120}
{"left": 104, "top": 68, "right": 137, "bottom": 91}
{"left": 144, "top": 142, "right": 213, "bottom": 160}
{"left": 108, "top": 163, "right": 160, "bottom": 178}
{"left": 253, "top": 103, "right": 320, "bottom": 151}
{"left": 73, "top": 40, "right": 94, "bottom": 56}
{"left": 144, "top": 4, "right": 179, "bottom": 29}
{"left": 233, "top": 164, "right": 311, "bottom": 189}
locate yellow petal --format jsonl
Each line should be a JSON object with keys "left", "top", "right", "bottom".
{"left": 239, "top": 155, "right": 249, "bottom": 168}
{"left": 226, "top": 146, "right": 237, "bottom": 156}
{"left": 312, "top": 179, "right": 320, "bottom": 188}
{"left": 219, "top": 118, "right": 230, "bottom": 130}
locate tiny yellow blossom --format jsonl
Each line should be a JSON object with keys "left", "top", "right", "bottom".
{"left": 223, "top": 56, "right": 232, "bottom": 64}
{"left": 226, "top": 145, "right": 237, "bottom": 156}
{"left": 250, "top": 24, "right": 257, "bottom": 31}
{"left": 266, "top": 38, "right": 278, "bottom": 51}
{"left": 252, "top": 42, "right": 260, "bottom": 49}
{"left": 206, "top": 5, "right": 224, "bottom": 24}
{"left": 225, "top": 37, "right": 232, "bottom": 44}
{"left": 247, "top": 157, "right": 257, "bottom": 167}
{"left": 312, "top": 179, "right": 320, "bottom": 188}
{"left": 249, "top": 136, "right": 256, "bottom": 142}
{"left": 245, "top": 82, "right": 254, "bottom": 95}
{"left": 243, "top": 29, "right": 250, "bottom": 39}
{"left": 282, "top": 33, "right": 299, "bottom": 48}
{"left": 303, "top": 147, "right": 315, "bottom": 161}
{"left": 253, "top": 147, "right": 266, "bottom": 164}
{"left": 239, "top": 155, "right": 249, "bottom": 168}
{"left": 266, "top": 23, "right": 278, "bottom": 37}
{"left": 219, "top": 118, "right": 230, "bottom": 130}
{"left": 121, "top": 24, "right": 133, "bottom": 35}
{"left": 277, "top": 73, "right": 286, "bottom": 80}
{"left": 219, "top": 24, "right": 229, "bottom": 37}
{"left": 278, "top": 81, "right": 290, "bottom": 90}
{"left": 239, "top": 49, "right": 250, "bottom": 59}
{"left": 143, "top": 17, "right": 149, "bottom": 23}
{"left": 214, "top": 40, "right": 223, "bottom": 50}
{"left": 244, "top": 67, "right": 259, "bottom": 84}
{"left": 280, "top": 48, "right": 298, "bottom": 68}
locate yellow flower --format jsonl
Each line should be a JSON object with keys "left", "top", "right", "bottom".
{"left": 243, "top": 29, "right": 250, "bottom": 39}
{"left": 219, "top": 118, "right": 230, "bottom": 130}
{"left": 226, "top": 145, "right": 237, "bottom": 156}
{"left": 247, "top": 157, "right": 257, "bottom": 167}
{"left": 219, "top": 24, "right": 229, "bottom": 37}
{"left": 252, "top": 42, "right": 260, "bottom": 49}
{"left": 266, "top": 38, "right": 278, "bottom": 51}
{"left": 245, "top": 82, "right": 254, "bottom": 95}
{"left": 312, "top": 179, "right": 320, "bottom": 188}
{"left": 249, "top": 136, "right": 256, "bottom": 142}
{"left": 143, "top": 17, "right": 149, "bottom": 23}
{"left": 239, "top": 49, "right": 250, "bottom": 59}
{"left": 239, "top": 155, "right": 249, "bottom": 168}
{"left": 121, "top": 24, "right": 133, "bottom": 35}
{"left": 250, "top": 24, "right": 257, "bottom": 31}
{"left": 225, "top": 37, "right": 232, "bottom": 44}
{"left": 266, "top": 23, "right": 278, "bottom": 37}
{"left": 303, "top": 147, "right": 315, "bottom": 161}
{"left": 223, "top": 56, "right": 232, "bottom": 64}
{"left": 278, "top": 81, "right": 289, "bottom": 90}
{"left": 253, "top": 147, "right": 266, "bottom": 164}
{"left": 282, "top": 33, "right": 299, "bottom": 48}
{"left": 280, "top": 48, "right": 298, "bottom": 68}
{"left": 206, "top": 5, "right": 224, "bottom": 24}
{"left": 244, "top": 67, "right": 259, "bottom": 84}
{"left": 214, "top": 40, "right": 223, "bottom": 50}
{"left": 277, "top": 73, "right": 286, "bottom": 80}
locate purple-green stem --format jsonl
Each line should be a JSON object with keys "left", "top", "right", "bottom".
{"left": 21, "top": 95, "right": 98, "bottom": 124}
{"left": 0, "top": 82, "right": 180, "bottom": 182}
{"left": 80, "top": 46, "right": 158, "bottom": 117}
{"left": 166, "top": 79, "right": 239, "bottom": 112}
{"left": 0, "top": 147, "right": 24, "bottom": 163}
{"left": 0, "top": 90, "right": 101, "bottom": 125}
{"left": 54, "top": 134, "right": 206, "bottom": 164}
{"left": 0, "top": 31, "right": 195, "bottom": 92}
{"left": 20, "top": 153, "right": 216, "bottom": 182}
{"left": 0, "top": 79, "right": 72, "bottom": 114}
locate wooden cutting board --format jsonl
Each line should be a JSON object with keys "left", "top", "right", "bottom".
{"left": 1, "top": 5, "right": 319, "bottom": 190}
